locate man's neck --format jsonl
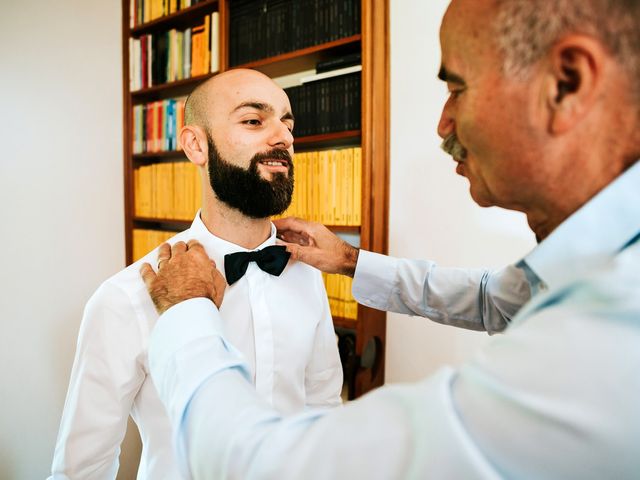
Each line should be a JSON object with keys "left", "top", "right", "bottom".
{"left": 200, "top": 199, "right": 273, "bottom": 250}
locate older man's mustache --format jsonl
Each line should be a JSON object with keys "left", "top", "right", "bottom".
{"left": 441, "top": 133, "right": 468, "bottom": 162}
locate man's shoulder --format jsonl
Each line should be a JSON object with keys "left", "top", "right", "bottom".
{"left": 93, "top": 229, "right": 192, "bottom": 307}
{"left": 544, "top": 241, "right": 640, "bottom": 320}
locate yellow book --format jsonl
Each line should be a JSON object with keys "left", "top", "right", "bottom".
{"left": 353, "top": 147, "right": 362, "bottom": 226}
{"left": 320, "top": 150, "right": 329, "bottom": 224}
{"left": 340, "top": 148, "right": 354, "bottom": 225}
{"left": 190, "top": 26, "right": 203, "bottom": 77}
{"left": 138, "top": 165, "right": 151, "bottom": 217}
{"left": 203, "top": 14, "right": 211, "bottom": 74}
{"left": 193, "top": 163, "right": 202, "bottom": 216}
{"left": 340, "top": 149, "right": 349, "bottom": 226}
{"left": 173, "top": 162, "right": 184, "bottom": 220}
{"left": 307, "top": 151, "right": 316, "bottom": 222}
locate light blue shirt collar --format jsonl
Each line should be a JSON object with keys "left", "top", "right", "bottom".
{"left": 521, "top": 160, "right": 640, "bottom": 292}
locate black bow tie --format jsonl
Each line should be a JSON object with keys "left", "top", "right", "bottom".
{"left": 224, "top": 245, "right": 291, "bottom": 285}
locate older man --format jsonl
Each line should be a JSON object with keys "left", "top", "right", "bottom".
{"left": 144, "top": 0, "right": 640, "bottom": 478}
{"left": 50, "top": 69, "right": 343, "bottom": 479}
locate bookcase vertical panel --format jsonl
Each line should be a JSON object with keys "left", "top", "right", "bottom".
{"left": 122, "top": 0, "right": 389, "bottom": 398}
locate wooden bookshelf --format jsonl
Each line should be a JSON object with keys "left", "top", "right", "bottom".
{"left": 122, "top": 0, "right": 389, "bottom": 398}
{"left": 130, "top": 0, "right": 219, "bottom": 36}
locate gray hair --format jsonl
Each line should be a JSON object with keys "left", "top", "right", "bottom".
{"left": 494, "top": 0, "right": 640, "bottom": 92}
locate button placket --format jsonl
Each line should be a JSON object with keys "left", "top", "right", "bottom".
{"left": 245, "top": 263, "right": 275, "bottom": 405}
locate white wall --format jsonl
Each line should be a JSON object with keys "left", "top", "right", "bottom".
{"left": 386, "top": 0, "right": 536, "bottom": 382}
{"left": 0, "top": 1, "right": 129, "bottom": 478}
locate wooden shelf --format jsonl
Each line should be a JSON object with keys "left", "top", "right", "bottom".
{"left": 294, "top": 130, "right": 361, "bottom": 150}
{"left": 135, "top": 216, "right": 360, "bottom": 233}
{"left": 130, "top": 0, "right": 218, "bottom": 36}
{"left": 132, "top": 151, "right": 188, "bottom": 165}
{"left": 333, "top": 316, "right": 357, "bottom": 330}
{"left": 234, "top": 35, "right": 361, "bottom": 78}
{"left": 131, "top": 72, "right": 218, "bottom": 102}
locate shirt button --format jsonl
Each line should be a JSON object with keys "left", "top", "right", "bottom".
{"left": 539, "top": 282, "right": 548, "bottom": 292}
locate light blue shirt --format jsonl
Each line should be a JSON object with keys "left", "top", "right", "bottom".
{"left": 149, "top": 161, "right": 640, "bottom": 479}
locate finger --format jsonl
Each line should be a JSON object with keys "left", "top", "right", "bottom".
{"left": 157, "top": 243, "right": 171, "bottom": 269}
{"left": 140, "top": 263, "right": 157, "bottom": 289}
{"left": 186, "top": 239, "right": 205, "bottom": 252}
{"left": 172, "top": 241, "right": 187, "bottom": 256}
{"left": 273, "top": 216, "right": 310, "bottom": 236}
{"left": 210, "top": 266, "right": 227, "bottom": 308}
{"left": 278, "top": 230, "right": 310, "bottom": 246}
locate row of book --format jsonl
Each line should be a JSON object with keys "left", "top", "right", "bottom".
{"left": 285, "top": 72, "right": 361, "bottom": 137}
{"left": 132, "top": 229, "right": 357, "bottom": 321}
{"left": 134, "top": 161, "right": 202, "bottom": 220}
{"left": 129, "top": 13, "right": 219, "bottom": 91}
{"left": 130, "top": 0, "right": 208, "bottom": 28}
{"left": 229, "top": 0, "right": 361, "bottom": 66}
{"left": 276, "top": 147, "right": 362, "bottom": 226}
{"left": 323, "top": 273, "right": 358, "bottom": 320}
{"left": 132, "top": 229, "right": 175, "bottom": 262}
{"left": 133, "top": 98, "right": 186, "bottom": 153}
{"left": 135, "top": 147, "right": 362, "bottom": 224}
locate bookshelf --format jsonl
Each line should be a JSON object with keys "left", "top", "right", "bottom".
{"left": 122, "top": 0, "right": 389, "bottom": 398}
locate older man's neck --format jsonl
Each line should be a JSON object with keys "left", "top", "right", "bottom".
{"left": 200, "top": 201, "right": 273, "bottom": 250}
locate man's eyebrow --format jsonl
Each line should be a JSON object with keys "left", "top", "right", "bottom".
{"left": 281, "top": 111, "right": 295, "bottom": 123}
{"left": 232, "top": 101, "right": 275, "bottom": 114}
{"left": 438, "top": 65, "right": 465, "bottom": 85}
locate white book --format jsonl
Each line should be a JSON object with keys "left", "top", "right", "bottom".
{"left": 184, "top": 28, "right": 192, "bottom": 79}
{"left": 211, "top": 12, "right": 220, "bottom": 73}
{"left": 300, "top": 65, "right": 362, "bottom": 84}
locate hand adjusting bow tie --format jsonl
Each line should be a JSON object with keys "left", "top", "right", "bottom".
{"left": 224, "top": 245, "right": 291, "bottom": 285}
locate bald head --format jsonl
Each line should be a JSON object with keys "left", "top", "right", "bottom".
{"left": 184, "top": 69, "right": 289, "bottom": 131}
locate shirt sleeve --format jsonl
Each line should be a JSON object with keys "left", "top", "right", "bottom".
{"left": 352, "top": 250, "right": 531, "bottom": 334}
{"left": 49, "top": 281, "right": 146, "bottom": 480}
{"left": 148, "top": 298, "right": 501, "bottom": 480}
{"left": 303, "top": 271, "right": 343, "bottom": 410}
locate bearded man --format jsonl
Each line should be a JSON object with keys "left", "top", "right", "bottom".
{"left": 49, "top": 69, "right": 342, "bottom": 480}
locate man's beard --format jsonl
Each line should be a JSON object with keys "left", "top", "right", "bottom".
{"left": 206, "top": 133, "right": 294, "bottom": 219}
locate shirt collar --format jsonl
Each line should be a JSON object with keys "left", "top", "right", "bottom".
{"left": 189, "top": 211, "right": 277, "bottom": 257}
{"left": 522, "top": 160, "right": 640, "bottom": 291}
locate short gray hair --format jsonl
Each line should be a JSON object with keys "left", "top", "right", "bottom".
{"left": 494, "top": 0, "right": 640, "bottom": 92}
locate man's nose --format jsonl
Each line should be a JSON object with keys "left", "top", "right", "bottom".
{"left": 269, "top": 122, "right": 294, "bottom": 149}
{"left": 437, "top": 98, "right": 455, "bottom": 139}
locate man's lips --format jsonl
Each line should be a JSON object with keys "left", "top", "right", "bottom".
{"left": 455, "top": 162, "right": 465, "bottom": 176}
{"left": 258, "top": 158, "right": 290, "bottom": 172}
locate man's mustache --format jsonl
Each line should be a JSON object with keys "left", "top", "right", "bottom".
{"left": 441, "top": 134, "right": 467, "bottom": 162}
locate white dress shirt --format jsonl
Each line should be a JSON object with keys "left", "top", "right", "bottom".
{"left": 49, "top": 214, "right": 342, "bottom": 480}
{"left": 149, "top": 162, "right": 640, "bottom": 479}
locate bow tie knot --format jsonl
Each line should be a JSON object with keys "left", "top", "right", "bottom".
{"left": 224, "top": 245, "right": 291, "bottom": 285}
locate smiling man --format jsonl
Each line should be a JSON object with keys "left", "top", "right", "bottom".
{"left": 49, "top": 69, "right": 342, "bottom": 479}
{"left": 142, "top": 0, "right": 640, "bottom": 478}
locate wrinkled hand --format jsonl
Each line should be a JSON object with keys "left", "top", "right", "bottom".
{"left": 140, "top": 240, "right": 226, "bottom": 314}
{"left": 273, "top": 217, "right": 359, "bottom": 276}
